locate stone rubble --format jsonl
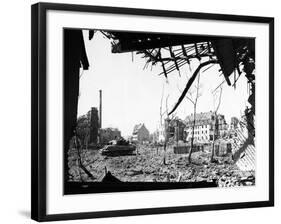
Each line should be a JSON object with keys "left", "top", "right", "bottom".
{"left": 67, "top": 145, "right": 255, "bottom": 187}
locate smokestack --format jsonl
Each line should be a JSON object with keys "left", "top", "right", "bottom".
{"left": 99, "top": 90, "right": 102, "bottom": 129}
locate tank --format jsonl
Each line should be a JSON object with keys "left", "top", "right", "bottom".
{"left": 100, "top": 138, "right": 136, "bottom": 156}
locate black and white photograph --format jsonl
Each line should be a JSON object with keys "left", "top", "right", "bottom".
{"left": 0, "top": 0, "right": 277, "bottom": 223}
{"left": 28, "top": 2, "right": 274, "bottom": 222}
{"left": 64, "top": 29, "right": 256, "bottom": 194}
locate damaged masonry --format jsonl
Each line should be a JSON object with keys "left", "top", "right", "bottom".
{"left": 64, "top": 29, "right": 255, "bottom": 194}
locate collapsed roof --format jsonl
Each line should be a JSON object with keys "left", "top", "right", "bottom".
{"left": 100, "top": 31, "right": 255, "bottom": 115}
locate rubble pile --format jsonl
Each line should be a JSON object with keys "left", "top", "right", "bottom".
{"left": 67, "top": 145, "right": 255, "bottom": 187}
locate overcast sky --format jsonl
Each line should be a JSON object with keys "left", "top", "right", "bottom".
{"left": 77, "top": 30, "right": 250, "bottom": 137}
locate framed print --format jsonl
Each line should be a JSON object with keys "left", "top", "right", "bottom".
{"left": 31, "top": 2, "right": 274, "bottom": 222}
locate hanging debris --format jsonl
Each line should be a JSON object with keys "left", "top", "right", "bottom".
{"left": 99, "top": 30, "right": 255, "bottom": 116}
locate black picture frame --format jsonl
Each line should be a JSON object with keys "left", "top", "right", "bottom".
{"left": 31, "top": 2, "right": 274, "bottom": 222}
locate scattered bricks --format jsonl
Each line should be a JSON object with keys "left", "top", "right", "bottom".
{"left": 67, "top": 147, "right": 255, "bottom": 184}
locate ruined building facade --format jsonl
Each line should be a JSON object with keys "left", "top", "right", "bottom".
{"left": 132, "top": 123, "right": 150, "bottom": 143}
{"left": 230, "top": 117, "right": 239, "bottom": 130}
{"left": 165, "top": 118, "right": 186, "bottom": 142}
{"left": 184, "top": 111, "right": 228, "bottom": 142}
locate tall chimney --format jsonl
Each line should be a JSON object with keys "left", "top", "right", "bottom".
{"left": 99, "top": 90, "right": 102, "bottom": 129}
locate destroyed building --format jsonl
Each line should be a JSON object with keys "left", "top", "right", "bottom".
{"left": 230, "top": 117, "right": 239, "bottom": 130}
{"left": 227, "top": 116, "right": 240, "bottom": 139}
{"left": 184, "top": 111, "right": 228, "bottom": 142}
{"left": 165, "top": 118, "right": 186, "bottom": 142}
{"left": 132, "top": 123, "right": 150, "bottom": 143}
{"left": 100, "top": 127, "right": 121, "bottom": 144}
